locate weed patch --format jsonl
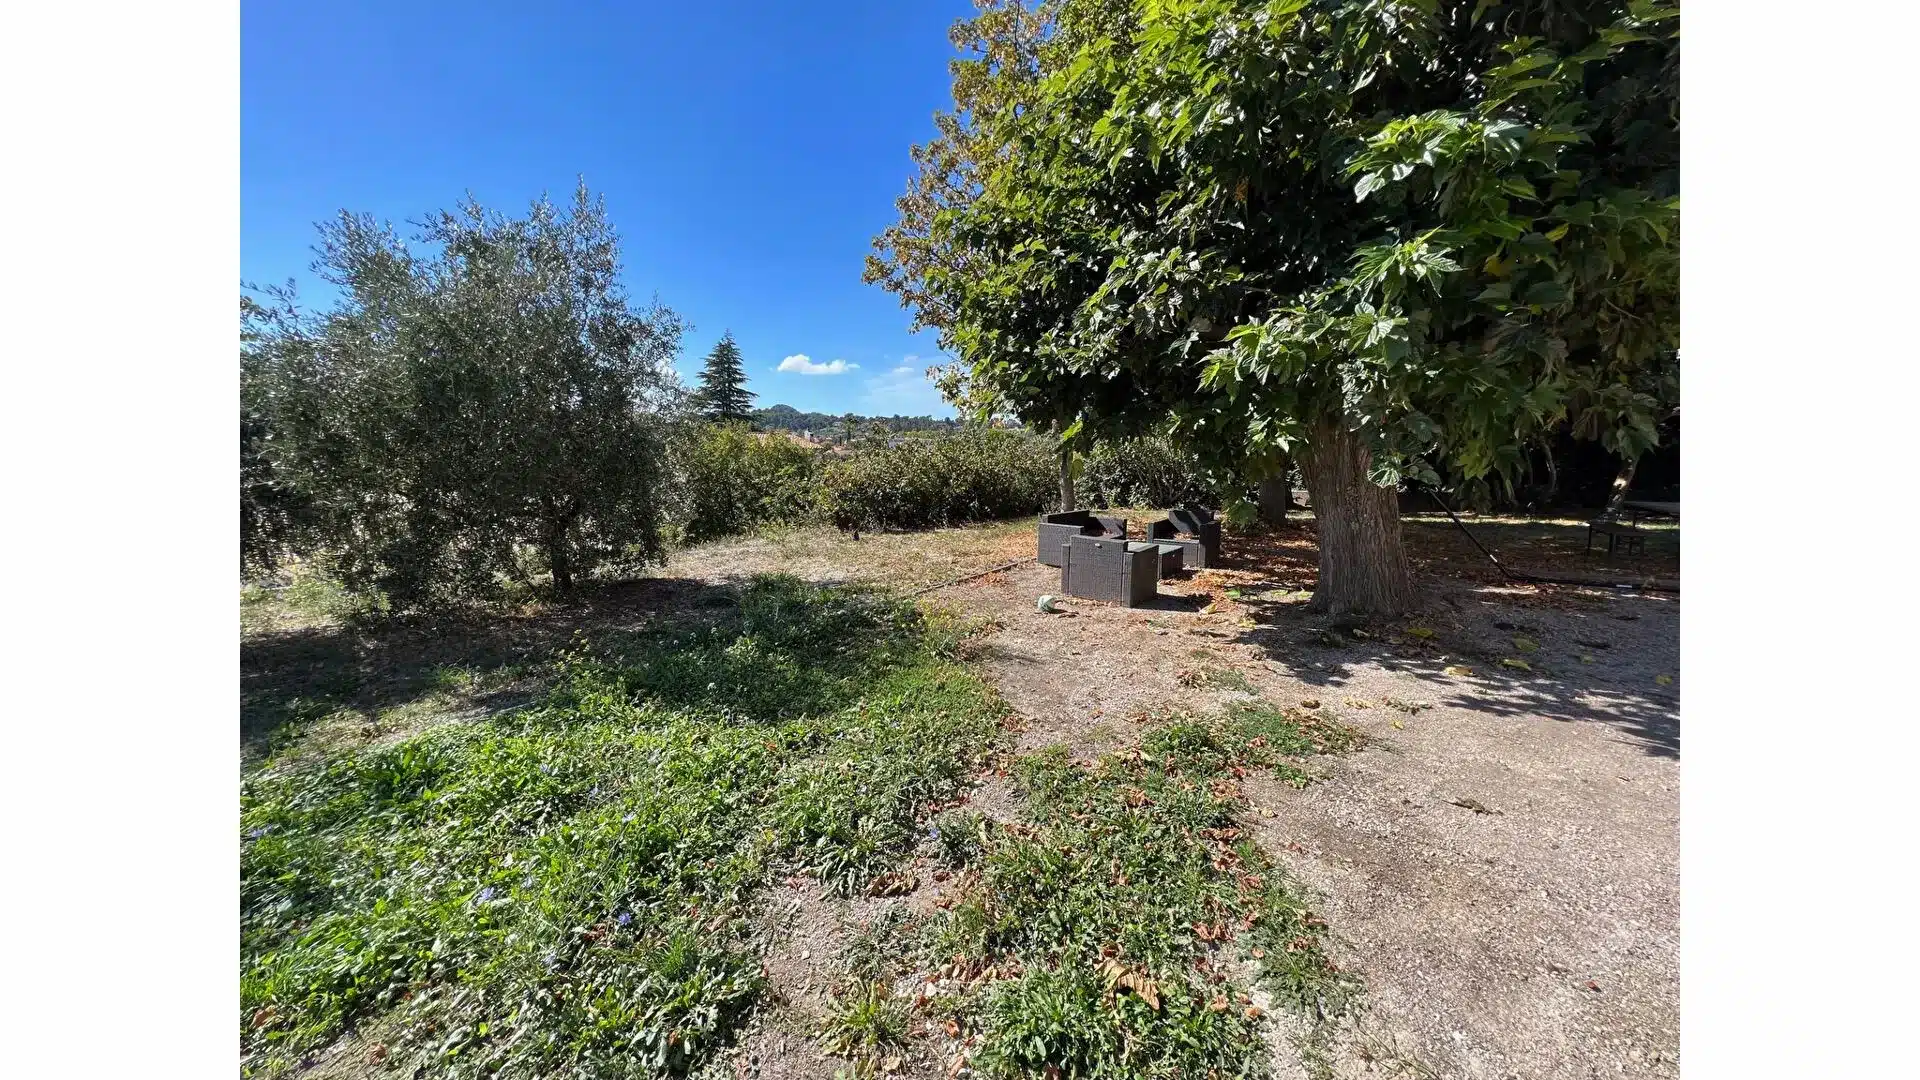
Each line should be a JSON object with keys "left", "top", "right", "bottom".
{"left": 927, "top": 711, "right": 1361, "bottom": 1079}
{"left": 240, "top": 577, "right": 1002, "bottom": 1078}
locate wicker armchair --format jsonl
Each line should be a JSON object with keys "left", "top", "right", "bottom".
{"left": 1036, "top": 510, "right": 1128, "bottom": 567}
{"left": 1145, "top": 507, "right": 1222, "bottom": 569}
{"left": 1059, "top": 535, "right": 1159, "bottom": 607}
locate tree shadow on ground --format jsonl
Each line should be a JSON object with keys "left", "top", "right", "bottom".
{"left": 1231, "top": 581, "right": 1679, "bottom": 760}
{"left": 1398, "top": 513, "right": 1680, "bottom": 584}
{"left": 1186, "top": 516, "right": 1679, "bottom": 760}
{"left": 1213, "top": 511, "right": 1679, "bottom": 590}
{"left": 1139, "top": 586, "right": 1212, "bottom": 613}
{"left": 241, "top": 577, "right": 744, "bottom": 761}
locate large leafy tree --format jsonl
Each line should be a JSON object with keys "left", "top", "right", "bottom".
{"left": 693, "top": 331, "right": 756, "bottom": 424}
{"left": 872, "top": 0, "right": 1678, "bottom": 615}
{"left": 242, "top": 183, "right": 687, "bottom": 604}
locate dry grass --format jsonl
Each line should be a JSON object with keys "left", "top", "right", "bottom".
{"left": 664, "top": 519, "right": 1037, "bottom": 591}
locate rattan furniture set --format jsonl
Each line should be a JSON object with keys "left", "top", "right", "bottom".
{"left": 1037, "top": 507, "right": 1223, "bottom": 607}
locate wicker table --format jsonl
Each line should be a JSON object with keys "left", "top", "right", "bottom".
{"left": 1128, "top": 541, "right": 1186, "bottom": 576}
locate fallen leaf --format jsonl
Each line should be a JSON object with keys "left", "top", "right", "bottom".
{"left": 1199, "top": 602, "right": 1218, "bottom": 615}
{"left": 1499, "top": 658, "right": 1532, "bottom": 671}
{"left": 1391, "top": 719, "right": 1404, "bottom": 729}
{"left": 1513, "top": 636, "right": 1539, "bottom": 652}
{"left": 1579, "top": 654, "right": 1596, "bottom": 664}
{"left": 1655, "top": 674, "right": 1673, "bottom": 686}
{"left": 1443, "top": 665, "right": 1473, "bottom": 677}
{"left": 1299, "top": 699, "right": 1320, "bottom": 709}
{"left": 1208, "top": 994, "right": 1230, "bottom": 1012}
{"left": 1407, "top": 626, "right": 1436, "bottom": 639}
{"left": 1343, "top": 698, "right": 1371, "bottom": 709}
{"left": 1098, "top": 958, "right": 1161, "bottom": 1010}
{"left": 867, "top": 871, "right": 919, "bottom": 897}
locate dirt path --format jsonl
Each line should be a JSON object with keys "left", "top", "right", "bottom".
{"left": 932, "top": 560, "right": 1679, "bottom": 1079}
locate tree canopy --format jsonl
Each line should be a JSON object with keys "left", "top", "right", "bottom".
{"left": 693, "top": 331, "right": 756, "bottom": 424}
{"left": 241, "top": 182, "right": 686, "bottom": 605}
{"left": 870, "top": 0, "right": 1678, "bottom": 614}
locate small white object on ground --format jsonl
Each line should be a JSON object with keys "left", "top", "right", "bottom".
{"left": 1037, "top": 594, "right": 1062, "bottom": 614}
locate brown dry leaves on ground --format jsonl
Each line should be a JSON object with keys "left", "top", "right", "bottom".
{"left": 242, "top": 511, "right": 1679, "bottom": 1079}
{"left": 675, "top": 511, "right": 1680, "bottom": 1079}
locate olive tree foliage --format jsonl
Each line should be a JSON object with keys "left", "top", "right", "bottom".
{"left": 870, "top": 0, "right": 1678, "bottom": 615}
{"left": 241, "top": 184, "right": 688, "bottom": 606}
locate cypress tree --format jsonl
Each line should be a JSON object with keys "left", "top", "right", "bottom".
{"left": 693, "top": 331, "right": 756, "bottom": 424}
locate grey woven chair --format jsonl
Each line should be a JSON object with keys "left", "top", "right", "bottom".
{"left": 1036, "top": 510, "right": 1127, "bottom": 567}
{"left": 1145, "top": 506, "right": 1222, "bottom": 568}
{"left": 1059, "top": 535, "right": 1159, "bottom": 607}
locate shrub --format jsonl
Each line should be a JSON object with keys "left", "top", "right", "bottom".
{"left": 674, "top": 423, "right": 821, "bottom": 543}
{"left": 1081, "top": 437, "right": 1219, "bottom": 510}
{"left": 241, "top": 185, "right": 683, "bottom": 606}
{"left": 819, "top": 428, "right": 1052, "bottom": 532}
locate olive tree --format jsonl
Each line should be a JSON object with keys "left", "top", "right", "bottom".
{"left": 872, "top": 0, "right": 1677, "bottom": 615}
{"left": 241, "top": 183, "right": 687, "bottom": 605}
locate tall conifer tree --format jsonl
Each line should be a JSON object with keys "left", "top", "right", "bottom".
{"left": 694, "top": 331, "right": 755, "bottom": 424}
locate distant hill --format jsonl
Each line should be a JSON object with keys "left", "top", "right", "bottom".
{"left": 752, "top": 403, "right": 961, "bottom": 441}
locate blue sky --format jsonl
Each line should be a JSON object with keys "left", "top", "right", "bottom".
{"left": 242, "top": 0, "right": 977, "bottom": 417}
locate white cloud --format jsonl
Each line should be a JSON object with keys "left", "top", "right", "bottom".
{"left": 777, "top": 353, "right": 857, "bottom": 376}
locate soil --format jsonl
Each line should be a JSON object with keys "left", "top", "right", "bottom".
{"left": 928, "top": 547, "right": 1679, "bottom": 1080}
{"left": 254, "top": 513, "right": 1681, "bottom": 1079}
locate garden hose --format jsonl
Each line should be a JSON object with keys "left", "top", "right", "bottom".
{"left": 909, "top": 556, "right": 1036, "bottom": 597}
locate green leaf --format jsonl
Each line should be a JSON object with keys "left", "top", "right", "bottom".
{"left": 1522, "top": 280, "right": 1568, "bottom": 306}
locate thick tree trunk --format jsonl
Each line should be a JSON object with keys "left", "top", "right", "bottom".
{"left": 1256, "top": 454, "right": 1292, "bottom": 524}
{"left": 546, "top": 520, "right": 575, "bottom": 593}
{"left": 1058, "top": 445, "right": 1076, "bottom": 512}
{"left": 1300, "top": 423, "right": 1414, "bottom": 617}
{"left": 1603, "top": 454, "right": 1639, "bottom": 517}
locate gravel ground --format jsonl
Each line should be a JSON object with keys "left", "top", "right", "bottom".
{"left": 937, "top": 560, "right": 1679, "bottom": 1079}
{"left": 265, "top": 519, "right": 1678, "bottom": 1079}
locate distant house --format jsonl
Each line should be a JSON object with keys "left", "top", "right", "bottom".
{"left": 749, "top": 429, "right": 823, "bottom": 452}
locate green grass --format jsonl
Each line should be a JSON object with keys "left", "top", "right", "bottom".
{"left": 818, "top": 980, "right": 912, "bottom": 1077}
{"left": 240, "top": 576, "right": 1003, "bottom": 1078}
{"left": 243, "top": 571, "right": 1365, "bottom": 1080}
{"left": 927, "top": 710, "right": 1361, "bottom": 1080}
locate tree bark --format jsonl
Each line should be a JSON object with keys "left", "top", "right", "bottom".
{"left": 1256, "top": 454, "right": 1292, "bottom": 525}
{"left": 1058, "top": 444, "right": 1076, "bottom": 512}
{"left": 1603, "top": 454, "right": 1639, "bottom": 517}
{"left": 1299, "top": 422, "right": 1414, "bottom": 617}
{"left": 546, "top": 519, "right": 576, "bottom": 593}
